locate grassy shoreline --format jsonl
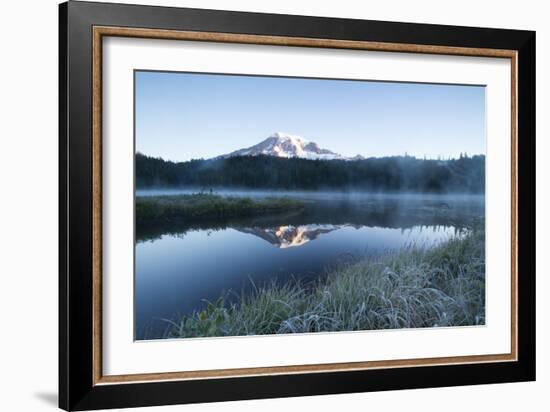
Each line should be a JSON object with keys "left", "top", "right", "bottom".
{"left": 136, "top": 193, "right": 304, "bottom": 224}
{"left": 166, "top": 226, "right": 485, "bottom": 338}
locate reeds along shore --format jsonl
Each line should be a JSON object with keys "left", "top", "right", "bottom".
{"left": 136, "top": 193, "right": 304, "bottom": 224}
{"left": 165, "top": 224, "right": 485, "bottom": 339}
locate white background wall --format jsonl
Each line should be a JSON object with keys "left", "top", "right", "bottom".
{"left": 0, "top": 0, "right": 546, "bottom": 411}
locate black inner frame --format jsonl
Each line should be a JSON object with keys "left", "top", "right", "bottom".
{"left": 59, "top": 1, "right": 536, "bottom": 410}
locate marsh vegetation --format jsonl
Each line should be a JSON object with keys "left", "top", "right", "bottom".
{"left": 136, "top": 193, "right": 304, "bottom": 224}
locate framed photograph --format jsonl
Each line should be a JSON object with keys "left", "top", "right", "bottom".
{"left": 59, "top": 1, "right": 535, "bottom": 410}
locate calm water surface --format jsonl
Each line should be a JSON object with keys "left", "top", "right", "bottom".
{"left": 135, "top": 191, "right": 484, "bottom": 339}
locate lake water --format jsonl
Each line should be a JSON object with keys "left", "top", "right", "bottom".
{"left": 135, "top": 191, "right": 484, "bottom": 339}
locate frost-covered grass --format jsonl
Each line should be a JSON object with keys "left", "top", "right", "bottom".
{"left": 166, "top": 225, "right": 485, "bottom": 338}
{"left": 136, "top": 193, "right": 304, "bottom": 224}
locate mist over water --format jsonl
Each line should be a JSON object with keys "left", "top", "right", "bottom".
{"left": 135, "top": 189, "right": 484, "bottom": 339}
{"left": 137, "top": 188, "right": 484, "bottom": 201}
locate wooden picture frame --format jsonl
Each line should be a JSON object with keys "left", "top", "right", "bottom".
{"left": 59, "top": 1, "right": 535, "bottom": 410}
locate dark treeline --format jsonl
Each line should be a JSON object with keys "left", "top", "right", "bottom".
{"left": 136, "top": 153, "right": 485, "bottom": 193}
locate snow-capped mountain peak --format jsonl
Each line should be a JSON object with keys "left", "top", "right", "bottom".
{"left": 220, "top": 132, "right": 345, "bottom": 160}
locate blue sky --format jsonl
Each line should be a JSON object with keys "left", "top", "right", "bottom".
{"left": 135, "top": 71, "right": 485, "bottom": 162}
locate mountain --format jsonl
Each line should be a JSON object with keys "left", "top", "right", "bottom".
{"left": 219, "top": 132, "right": 346, "bottom": 160}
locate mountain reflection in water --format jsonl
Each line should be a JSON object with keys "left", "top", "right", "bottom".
{"left": 237, "top": 224, "right": 341, "bottom": 248}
